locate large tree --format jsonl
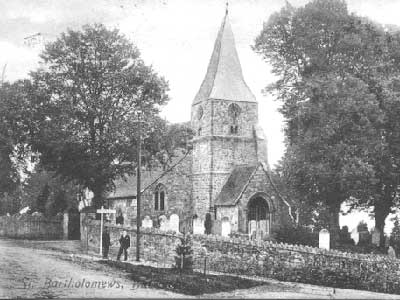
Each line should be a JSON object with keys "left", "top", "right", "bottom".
{"left": 253, "top": 0, "right": 397, "bottom": 243}
{"left": 25, "top": 24, "right": 169, "bottom": 208}
{"left": 0, "top": 81, "right": 26, "bottom": 214}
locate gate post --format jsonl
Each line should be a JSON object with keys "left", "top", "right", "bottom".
{"left": 63, "top": 212, "right": 69, "bottom": 240}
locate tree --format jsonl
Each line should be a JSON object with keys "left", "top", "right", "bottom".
{"left": 25, "top": 24, "right": 169, "bottom": 209}
{"left": 174, "top": 234, "right": 193, "bottom": 272}
{"left": 253, "top": 0, "right": 391, "bottom": 243}
{"left": 22, "top": 166, "right": 80, "bottom": 216}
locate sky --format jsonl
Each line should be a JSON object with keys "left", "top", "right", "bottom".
{"left": 1, "top": 0, "right": 400, "bottom": 233}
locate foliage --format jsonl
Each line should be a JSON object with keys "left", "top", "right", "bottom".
{"left": 174, "top": 234, "right": 193, "bottom": 271}
{"left": 390, "top": 217, "right": 400, "bottom": 257}
{"left": 0, "top": 82, "right": 24, "bottom": 214}
{"left": 20, "top": 24, "right": 169, "bottom": 208}
{"left": 0, "top": 187, "right": 24, "bottom": 215}
{"left": 103, "top": 261, "right": 263, "bottom": 296}
{"left": 22, "top": 166, "right": 80, "bottom": 216}
{"left": 274, "top": 224, "right": 318, "bottom": 247}
{"left": 253, "top": 0, "right": 400, "bottom": 240}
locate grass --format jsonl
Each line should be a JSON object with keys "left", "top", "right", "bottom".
{"left": 100, "top": 260, "right": 266, "bottom": 295}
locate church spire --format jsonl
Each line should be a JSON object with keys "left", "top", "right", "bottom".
{"left": 192, "top": 6, "right": 256, "bottom": 105}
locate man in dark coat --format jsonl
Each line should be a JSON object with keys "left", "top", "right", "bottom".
{"left": 117, "top": 230, "right": 130, "bottom": 261}
{"left": 102, "top": 228, "right": 111, "bottom": 259}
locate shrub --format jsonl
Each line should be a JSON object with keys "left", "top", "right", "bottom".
{"left": 204, "top": 213, "right": 212, "bottom": 235}
{"left": 174, "top": 234, "right": 193, "bottom": 271}
{"left": 274, "top": 224, "right": 318, "bottom": 247}
{"left": 390, "top": 217, "right": 400, "bottom": 258}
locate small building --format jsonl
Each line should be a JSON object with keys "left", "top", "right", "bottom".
{"left": 106, "top": 8, "right": 294, "bottom": 239}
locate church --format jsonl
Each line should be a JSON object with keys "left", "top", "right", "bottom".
{"left": 106, "top": 9, "right": 294, "bottom": 239}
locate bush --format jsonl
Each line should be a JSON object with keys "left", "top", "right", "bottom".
{"left": 390, "top": 217, "right": 400, "bottom": 258}
{"left": 274, "top": 224, "right": 318, "bottom": 247}
{"left": 174, "top": 234, "right": 193, "bottom": 271}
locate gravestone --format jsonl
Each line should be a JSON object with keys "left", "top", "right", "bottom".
{"left": 159, "top": 215, "right": 168, "bottom": 231}
{"left": 351, "top": 228, "right": 360, "bottom": 245}
{"left": 371, "top": 227, "right": 381, "bottom": 246}
{"left": 319, "top": 229, "right": 330, "bottom": 250}
{"left": 221, "top": 219, "right": 231, "bottom": 237}
{"left": 193, "top": 218, "right": 205, "bottom": 234}
{"left": 248, "top": 220, "right": 257, "bottom": 237}
{"left": 142, "top": 216, "right": 153, "bottom": 228}
{"left": 388, "top": 246, "right": 396, "bottom": 258}
{"left": 169, "top": 214, "right": 180, "bottom": 233}
{"left": 359, "top": 231, "right": 371, "bottom": 244}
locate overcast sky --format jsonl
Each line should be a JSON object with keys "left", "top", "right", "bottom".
{"left": 2, "top": 0, "right": 400, "bottom": 167}
{"left": 2, "top": 0, "right": 400, "bottom": 231}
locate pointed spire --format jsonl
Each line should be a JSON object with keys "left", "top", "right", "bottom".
{"left": 193, "top": 7, "right": 256, "bottom": 105}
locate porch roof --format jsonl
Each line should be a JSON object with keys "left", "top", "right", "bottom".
{"left": 214, "top": 165, "right": 258, "bottom": 206}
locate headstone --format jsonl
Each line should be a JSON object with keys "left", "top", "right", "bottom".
{"left": 169, "top": 214, "right": 180, "bottom": 233}
{"left": 193, "top": 218, "right": 205, "bottom": 234}
{"left": 351, "top": 228, "right": 360, "bottom": 245}
{"left": 258, "top": 220, "right": 267, "bottom": 239}
{"left": 221, "top": 219, "right": 231, "bottom": 237}
{"left": 359, "top": 231, "right": 370, "bottom": 244}
{"left": 248, "top": 220, "right": 257, "bottom": 237}
{"left": 371, "top": 227, "right": 381, "bottom": 246}
{"left": 388, "top": 246, "right": 396, "bottom": 258}
{"left": 319, "top": 229, "right": 330, "bottom": 250}
{"left": 159, "top": 215, "right": 168, "bottom": 231}
{"left": 142, "top": 216, "right": 153, "bottom": 228}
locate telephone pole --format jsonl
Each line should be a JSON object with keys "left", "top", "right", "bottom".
{"left": 136, "top": 117, "right": 142, "bottom": 262}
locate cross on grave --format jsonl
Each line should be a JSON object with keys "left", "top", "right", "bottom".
{"left": 96, "top": 206, "right": 116, "bottom": 256}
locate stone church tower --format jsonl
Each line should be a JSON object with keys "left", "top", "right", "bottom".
{"left": 107, "top": 7, "right": 291, "bottom": 237}
{"left": 191, "top": 9, "right": 268, "bottom": 219}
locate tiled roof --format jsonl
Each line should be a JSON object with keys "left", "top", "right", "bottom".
{"left": 107, "top": 151, "right": 191, "bottom": 199}
{"left": 214, "top": 165, "right": 258, "bottom": 206}
{"left": 192, "top": 12, "right": 256, "bottom": 104}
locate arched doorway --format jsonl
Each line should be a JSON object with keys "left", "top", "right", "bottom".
{"left": 247, "top": 196, "right": 271, "bottom": 240}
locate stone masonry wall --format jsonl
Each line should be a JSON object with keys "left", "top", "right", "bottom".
{"left": 82, "top": 219, "right": 400, "bottom": 294}
{"left": 237, "top": 165, "right": 290, "bottom": 233}
{"left": 0, "top": 214, "right": 64, "bottom": 239}
{"left": 108, "top": 154, "right": 193, "bottom": 231}
{"left": 140, "top": 153, "right": 193, "bottom": 227}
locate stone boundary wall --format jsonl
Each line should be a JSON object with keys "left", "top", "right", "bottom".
{"left": 0, "top": 214, "right": 64, "bottom": 239}
{"left": 82, "top": 218, "right": 400, "bottom": 294}
{"left": 82, "top": 219, "right": 181, "bottom": 266}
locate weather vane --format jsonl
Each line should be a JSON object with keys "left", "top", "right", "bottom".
{"left": 225, "top": 1, "right": 229, "bottom": 15}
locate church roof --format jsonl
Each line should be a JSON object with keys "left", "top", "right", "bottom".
{"left": 214, "top": 165, "right": 258, "bottom": 206}
{"left": 192, "top": 11, "right": 256, "bottom": 105}
{"left": 107, "top": 150, "right": 191, "bottom": 199}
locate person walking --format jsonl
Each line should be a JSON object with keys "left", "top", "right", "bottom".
{"left": 117, "top": 230, "right": 130, "bottom": 261}
{"left": 102, "top": 228, "right": 111, "bottom": 259}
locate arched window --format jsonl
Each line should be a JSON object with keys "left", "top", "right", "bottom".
{"left": 198, "top": 127, "right": 202, "bottom": 136}
{"left": 154, "top": 184, "right": 166, "bottom": 211}
{"left": 228, "top": 103, "right": 241, "bottom": 134}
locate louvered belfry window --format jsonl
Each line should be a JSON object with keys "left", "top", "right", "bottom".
{"left": 228, "top": 103, "right": 241, "bottom": 134}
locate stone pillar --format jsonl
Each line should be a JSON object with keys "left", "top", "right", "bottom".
{"left": 63, "top": 212, "right": 69, "bottom": 240}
